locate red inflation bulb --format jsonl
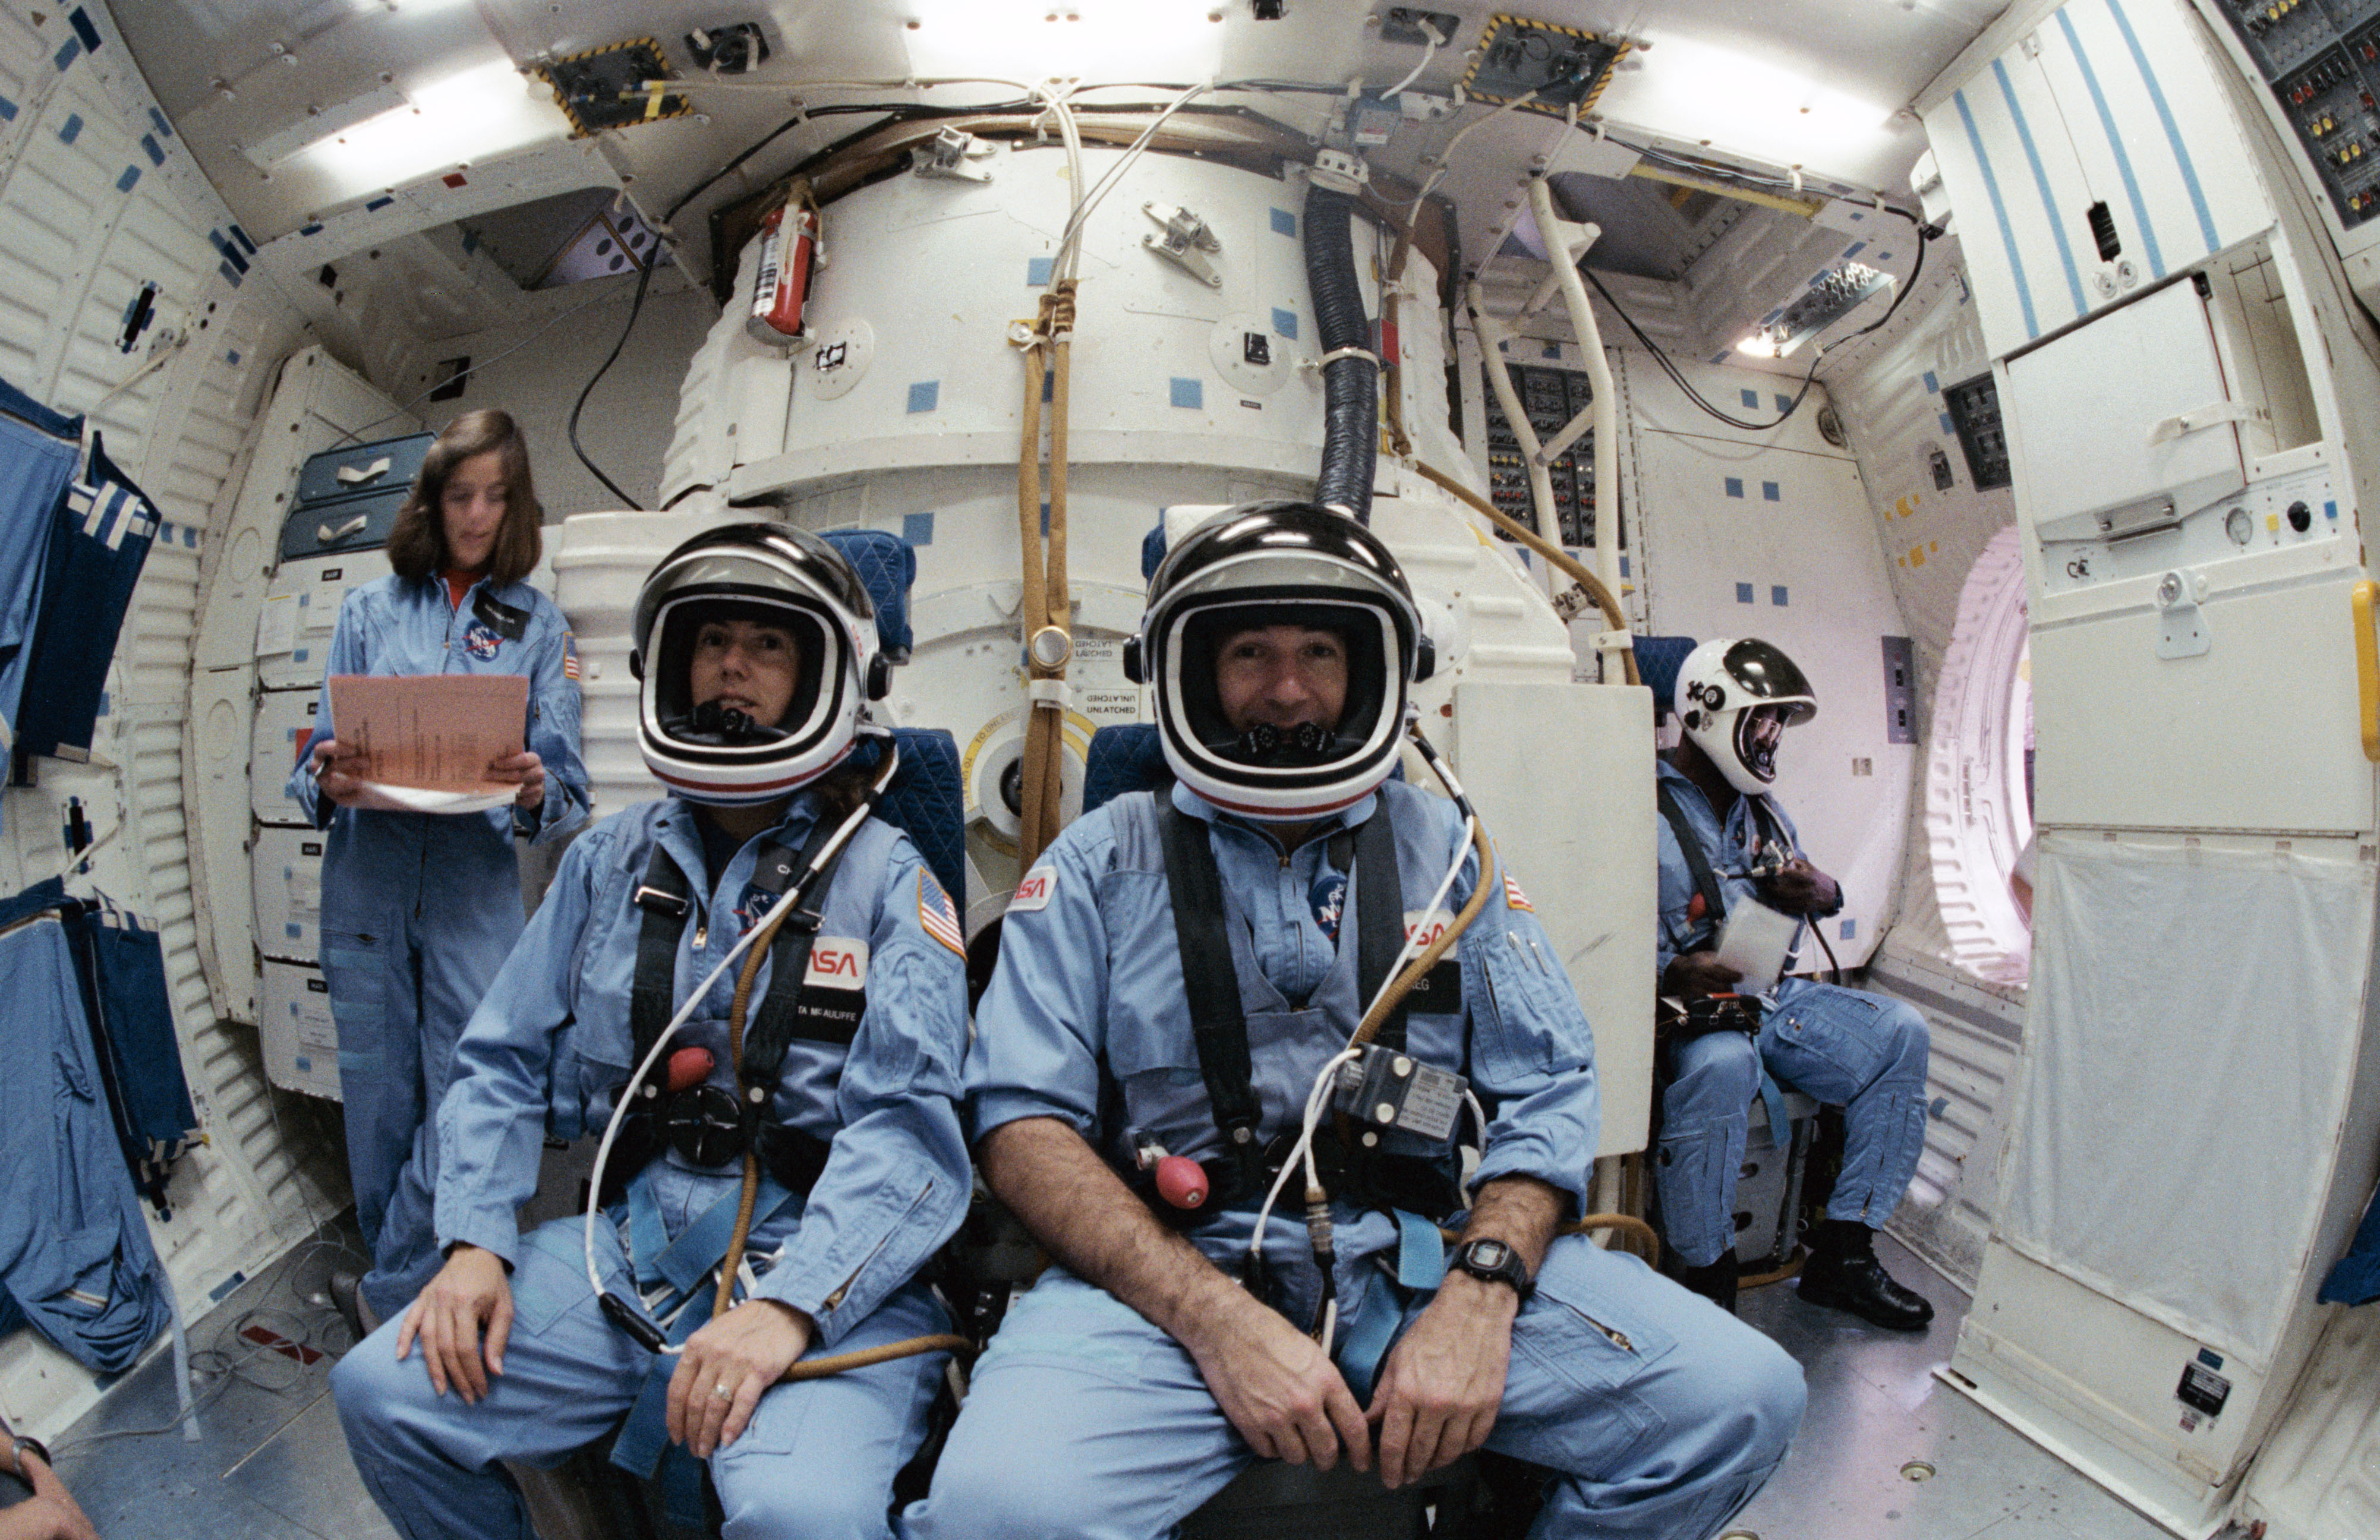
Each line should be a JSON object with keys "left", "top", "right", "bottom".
{"left": 666, "top": 1045, "right": 716, "bottom": 1093}
{"left": 1155, "top": 1154, "right": 1209, "bottom": 1211}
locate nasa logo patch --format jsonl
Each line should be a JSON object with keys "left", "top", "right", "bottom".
{"left": 794, "top": 936, "right": 870, "bottom": 1045}
{"left": 1008, "top": 865, "right": 1057, "bottom": 913}
{"left": 464, "top": 621, "right": 503, "bottom": 661}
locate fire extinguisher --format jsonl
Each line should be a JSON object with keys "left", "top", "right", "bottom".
{"left": 745, "top": 200, "right": 817, "bottom": 345}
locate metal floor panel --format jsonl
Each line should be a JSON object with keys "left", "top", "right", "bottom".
{"left": 1730, "top": 1235, "right": 2173, "bottom": 1540}
{"left": 36, "top": 1220, "right": 398, "bottom": 1540}
{"left": 26, "top": 1222, "right": 2178, "bottom": 1540}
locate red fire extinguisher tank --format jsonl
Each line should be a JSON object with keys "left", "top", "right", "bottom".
{"left": 746, "top": 203, "right": 817, "bottom": 345}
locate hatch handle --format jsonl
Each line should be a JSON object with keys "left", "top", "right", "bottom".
{"left": 2354, "top": 579, "right": 2379, "bottom": 763}
{"left": 317, "top": 512, "right": 368, "bottom": 546}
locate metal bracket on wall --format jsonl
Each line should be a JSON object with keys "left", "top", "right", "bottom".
{"left": 1143, "top": 203, "right": 1222, "bottom": 288}
{"left": 2154, "top": 568, "right": 2212, "bottom": 659}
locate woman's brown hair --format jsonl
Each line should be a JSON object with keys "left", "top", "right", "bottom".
{"left": 387, "top": 409, "right": 544, "bottom": 586}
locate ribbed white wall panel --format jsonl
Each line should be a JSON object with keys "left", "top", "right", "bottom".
{"left": 0, "top": 1, "right": 341, "bottom": 1443}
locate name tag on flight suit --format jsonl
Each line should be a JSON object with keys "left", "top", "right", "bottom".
{"left": 793, "top": 936, "right": 870, "bottom": 1044}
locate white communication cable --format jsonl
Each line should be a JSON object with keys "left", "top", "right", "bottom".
{"left": 1380, "top": 21, "right": 1447, "bottom": 100}
{"left": 1241, "top": 736, "right": 1485, "bottom": 1277}
{"left": 1053, "top": 77, "right": 1214, "bottom": 279}
{"left": 579, "top": 769, "right": 891, "bottom": 1323}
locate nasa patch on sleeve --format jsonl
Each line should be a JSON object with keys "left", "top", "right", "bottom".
{"left": 1008, "top": 865, "right": 1057, "bottom": 913}
{"left": 792, "top": 936, "right": 870, "bottom": 1046}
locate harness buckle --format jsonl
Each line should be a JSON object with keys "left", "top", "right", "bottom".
{"left": 634, "top": 884, "right": 691, "bottom": 919}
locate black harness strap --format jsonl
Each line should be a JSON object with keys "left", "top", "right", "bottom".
{"left": 629, "top": 840, "right": 695, "bottom": 1075}
{"left": 742, "top": 818, "right": 857, "bottom": 1085}
{"left": 1156, "top": 797, "right": 1414, "bottom": 1194}
{"left": 1157, "top": 800, "right": 1265, "bottom": 1189}
{"left": 1347, "top": 809, "right": 1410, "bottom": 1053}
{"left": 1656, "top": 781, "right": 1729, "bottom": 938}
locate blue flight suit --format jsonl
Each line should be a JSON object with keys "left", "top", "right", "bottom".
{"left": 1652, "top": 760, "right": 1931, "bottom": 1269}
{"left": 333, "top": 794, "right": 972, "bottom": 1540}
{"left": 285, "top": 573, "right": 590, "bottom": 1321}
{"left": 907, "top": 781, "right": 1803, "bottom": 1540}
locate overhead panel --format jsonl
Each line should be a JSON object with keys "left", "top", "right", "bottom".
{"left": 1924, "top": 0, "right": 2275, "bottom": 358}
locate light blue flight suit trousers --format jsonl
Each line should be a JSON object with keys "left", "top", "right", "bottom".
{"left": 1656, "top": 976, "right": 1931, "bottom": 1269}
{"left": 332, "top": 1214, "right": 949, "bottom": 1540}
{"left": 909, "top": 1241, "right": 1802, "bottom": 1540}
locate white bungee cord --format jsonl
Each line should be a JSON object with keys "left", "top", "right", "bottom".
{"left": 580, "top": 742, "right": 899, "bottom": 1340}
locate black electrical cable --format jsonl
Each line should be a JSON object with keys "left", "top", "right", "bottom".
{"left": 1578, "top": 203, "right": 1934, "bottom": 433}
{"left": 565, "top": 99, "right": 1007, "bottom": 507}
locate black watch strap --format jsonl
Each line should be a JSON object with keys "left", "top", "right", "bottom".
{"left": 1453, "top": 1238, "right": 1535, "bottom": 1301}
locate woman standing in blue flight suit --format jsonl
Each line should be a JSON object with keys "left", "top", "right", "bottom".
{"left": 286, "top": 409, "right": 589, "bottom": 1327}
{"left": 332, "top": 523, "right": 970, "bottom": 1540}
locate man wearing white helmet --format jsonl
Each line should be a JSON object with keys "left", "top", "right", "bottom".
{"left": 1653, "top": 636, "right": 1935, "bottom": 1329}
{"left": 906, "top": 503, "right": 1802, "bottom": 1540}
{"left": 333, "top": 524, "right": 970, "bottom": 1540}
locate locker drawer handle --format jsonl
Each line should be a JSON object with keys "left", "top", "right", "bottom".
{"left": 335, "top": 456, "right": 392, "bottom": 485}
{"left": 317, "top": 513, "right": 368, "bottom": 545}
{"left": 2355, "top": 580, "right": 2378, "bottom": 763}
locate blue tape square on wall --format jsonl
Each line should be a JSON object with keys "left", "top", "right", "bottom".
{"left": 1541, "top": 343, "right": 1560, "bottom": 360}
{"left": 1761, "top": 481, "right": 1780, "bottom": 501}
{"left": 1922, "top": 371, "right": 1940, "bottom": 394}
{"left": 1169, "top": 377, "right": 1203, "bottom": 409}
{"left": 1840, "top": 919, "right": 1856, "bottom": 940}
{"left": 365, "top": 195, "right": 394, "bottom": 212}
{"left": 1938, "top": 412, "right": 1956, "bottom": 436}
{"left": 1619, "top": 556, "right": 1629, "bottom": 578}
{"left": 903, "top": 512, "right": 935, "bottom": 547}
{"left": 1724, "top": 477, "right": 1744, "bottom": 498}
{"left": 1272, "top": 307, "right": 1298, "bottom": 339}
{"left": 1735, "top": 582, "right": 1755, "bottom": 604}
{"left": 140, "top": 134, "right": 163, "bottom": 165}
{"left": 148, "top": 106, "right": 172, "bottom": 137}
{"left": 1773, "top": 395, "right": 1790, "bottom": 413}
{"left": 0, "top": 95, "right": 20, "bottom": 121}
{"left": 218, "top": 259, "right": 242, "bottom": 288}
{"left": 1739, "top": 389, "right": 1759, "bottom": 409}
{"left": 116, "top": 165, "right": 139, "bottom": 193}
{"left": 1771, "top": 585, "right": 1789, "bottom": 605}
{"left": 907, "top": 380, "right": 940, "bottom": 413}
{"left": 58, "top": 112, "right": 81, "bottom": 144}
{"left": 1271, "top": 208, "right": 1296, "bottom": 236}
{"left": 52, "top": 37, "right": 80, "bottom": 72}
{"left": 1027, "top": 257, "right": 1053, "bottom": 286}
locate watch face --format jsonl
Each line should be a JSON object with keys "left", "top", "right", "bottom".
{"left": 1468, "top": 1240, "right": 1509, "bottom": 1268}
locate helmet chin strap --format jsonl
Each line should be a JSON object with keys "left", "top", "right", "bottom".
{"left": 670, "top": 699, "right": 790, "bottom": 747}
{"left": 1235, "top": 719, "right": 1337, "bottom": 766}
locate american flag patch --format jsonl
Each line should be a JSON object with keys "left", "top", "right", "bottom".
{"left": 562, "top": 630, "right": 581, "bottom": 681}
{"left": 919, "top": 869, "right": 966, "bottom": 955}
{"left": 1504, "top": 874, "right": 1533, "bottom": 911}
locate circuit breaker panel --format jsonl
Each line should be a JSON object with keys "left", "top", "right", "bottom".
{"left": 1479, "top": 359, "right": 1599, "bottom": 547}
{"left": 2208, "top": 0, "right": 2380, "bottom": 226}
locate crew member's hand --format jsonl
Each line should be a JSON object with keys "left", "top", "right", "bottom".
{"left": 310, "top": 737, "right": 371, "bottom": 808}
{"left": 8, "top": 1447, "right": 100, "bottom": 1540}
{"left": 395, "top": 1244, "right": 513, "bottom": 1403}
{"left": 1661, "top": 950, "right": 1742, "bottom": 1001}
{"left": 1182, "top": 1290, "right": 1371, "bottom": 1472}
{"left": 488, "top": 749, "right": 546, "bottom": 810}
{"left": 1368, "top": 1273, "right": 1517, "bottom": 1489}
{"left": 1755, "top": 856, "right": 1839, "bottom": 916}
{"left": 668, "top": 1299, "right": 812, "bottom": 1459}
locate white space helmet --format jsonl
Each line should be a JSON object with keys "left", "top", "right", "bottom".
{"left": 1675, "top": 637, "right": 1817, "bottom": 796}
{"left": 631, "top": 523, "right": 888, "bottom": 805}
{"left": 1125, "top": 501, "right": 1432, "bottom": 821}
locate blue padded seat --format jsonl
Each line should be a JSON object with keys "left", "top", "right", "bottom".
{"left": 849, "top": 729, "right": 965, "bottom": 905}
{"left": 818, "top": 528, "right": 918, "bottom": 661}
{"left": 1082, "top": 723, "right": 1172, "bottom": 813}
{"left": 1631, "top": 635, "right": 1700, "bottom": 718}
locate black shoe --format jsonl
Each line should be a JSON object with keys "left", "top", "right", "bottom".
{"left": 1796, "top": 1249, "right": 1934, "bottom": 1330}
{"left": 328, "top": 1270, "right": 367, "bottom": 1341}
{"left": 1673, "top": 1252, "right": 1738, "bottom": 1314}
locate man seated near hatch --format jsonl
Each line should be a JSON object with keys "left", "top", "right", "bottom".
{"left": 333, "top": 525, "right": 970, "bottom": 1540}
{"left": 900, "top": 503, "right": 1804, "bottom": 1540}
{"left": 1652, "top": 636, "right": 1936, "bottom": 1328}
